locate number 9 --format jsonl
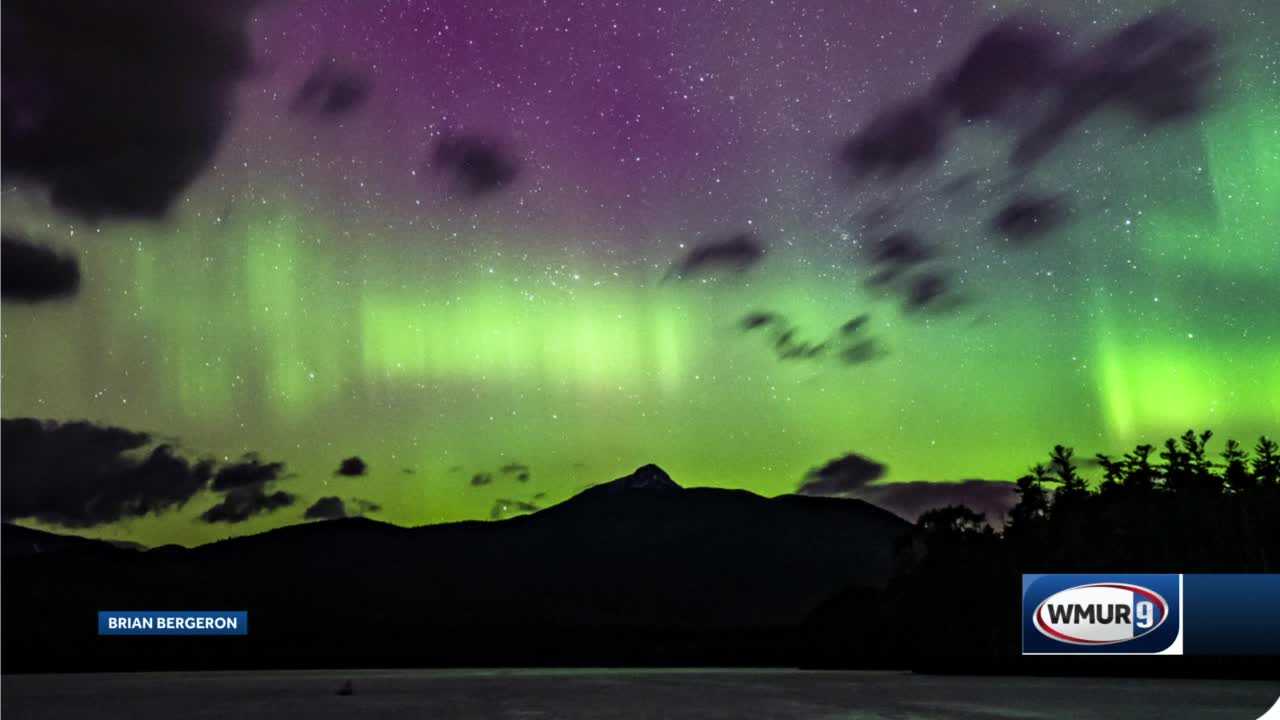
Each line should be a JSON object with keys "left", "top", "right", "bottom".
{"left": 1136, "top": 600, "right": 1154, "bottom": 629}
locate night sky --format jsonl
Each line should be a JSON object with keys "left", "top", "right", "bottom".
{"left": 2, "top": 0, "right": 1277, "bottom": 547}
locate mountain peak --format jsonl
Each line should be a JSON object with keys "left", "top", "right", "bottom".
{"left": 589, "top": 464, "right": 682, "bottom": 495}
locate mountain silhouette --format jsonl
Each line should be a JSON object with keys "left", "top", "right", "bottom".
{"left": 2, "top": 523, "right": 137, "bottom": 558}
{"left": 576, "top": 463, "right": 682, "bottom": 495}
{"left": 2, "top": 465, "right": 911, "bottom": 671}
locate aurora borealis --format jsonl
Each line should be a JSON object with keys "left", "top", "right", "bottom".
{"left": 2, "top": 0, "right": 1277, "bottom": 547}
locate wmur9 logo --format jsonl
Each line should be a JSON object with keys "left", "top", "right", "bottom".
{"left": 1022, "top": 574, "right": 1182, "bottom": 654}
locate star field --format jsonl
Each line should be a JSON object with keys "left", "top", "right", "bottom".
{"left": 2, "top": 0, "right": 1277, "bottom": 545}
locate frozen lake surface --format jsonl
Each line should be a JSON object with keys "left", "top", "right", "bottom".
{"left": 3, "top": 668, "right": 1277, "bottom": 719}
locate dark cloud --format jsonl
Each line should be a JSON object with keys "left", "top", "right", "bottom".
{"left": 835, "top": 11, "right": 1220, "bottom": 312}
{"left": 335, "top": 456, "right": 368, "bottom": 477}
{"left": 769, "top": 326, "right": 827, "bottom": 361}
{"left": 2, "top": 234, "right": 80, "bottom": 302}
{"left": 1115, "top": 20, "right": 1218, "bottom": 125}
{"left": 796, "top": 450, "right": 1017, "bottom": 524}
{"left": 467, "top": 461, "right": 534, "bottom": 486}
{"left": 934, "top": 19, "right": 1061, "bottom": 121}
{"left": 211, "top": 454, "right": 286, "bottom": 491}
{"left": 740, "top": 312, "right": 782, "bottom": 331}
{"left": 856, "top": 232, "right": 966, "bottom": 316}
{"left": 741, "top": 312, "right": 825, "bottom": 361}
{"left": 1013, "top": 12, "right": 1219, "bottom": 167}
{"left": 291, "top": 62, "right": 371, "bottom": 116}
{"left": 499, "top": 462, "right": 531, "bottom": 483}
{"left": 838, "top": 339, "right": 883, "bottom": 366}
{"left": 490, "top": 497, "right": 541, "bottom": 520}
{"left": 938, "top": 172, "right": 979, "bottom": 198}
{"left": 797, "top": 453, "right": 887, "bottom": 496}
{"left": 303, "top": 496, "right": 382, "bottom": 520}
{"left": 461, "top": 460, "right": 542, "bottom": 489}
{"left": 839, "top": 314, "right": 870, "bottom": 336}
{"left": 839, "top": 100, "right": 945, "bottom": 179}
{"left": 304, "top": 496, "right": 347, "bottom": 520}
{"left": 903, "top": 272, "right": 956, "bottom": 313}
{"left": 201, "top": 485, "right": 295, "bottom": 524}
{"left": 431, "top": 134, "right": 520, "bottom": 196}
{"left": 740, "top": 311, "right": 885, "bottom": 367}
{"left": 856, "top": 480, "right": 1018, "bottom": 525}
{"left": 834, "top": 314, "right": 886, "bottom": 365}
{"left": 841, "top": 13, "right": 1218, "bottom": 181}
{"left": 866, "top": 232, "right": 935, "bottom": 286}
{"left": 991, "top": 194, "right": 1068, "bottom": 243}
{"left": 1, "top": 0, "right": 257, "bottom": 218}
{"left": 665, "top": 232, "right": 766, "bottom": 281}
{"left": 2, "top": 418, "right": 220, "bottom": 528}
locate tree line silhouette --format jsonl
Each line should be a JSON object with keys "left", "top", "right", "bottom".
{"left": 825, "top": 430, "right": 1280, "bottom": 672}
{"left": 918, "top": 430, "right": 1279, "bottom": 571}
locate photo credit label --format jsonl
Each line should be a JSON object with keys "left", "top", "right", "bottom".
{"left": 98, "top": 611, "right": 248, "bottom": 636}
